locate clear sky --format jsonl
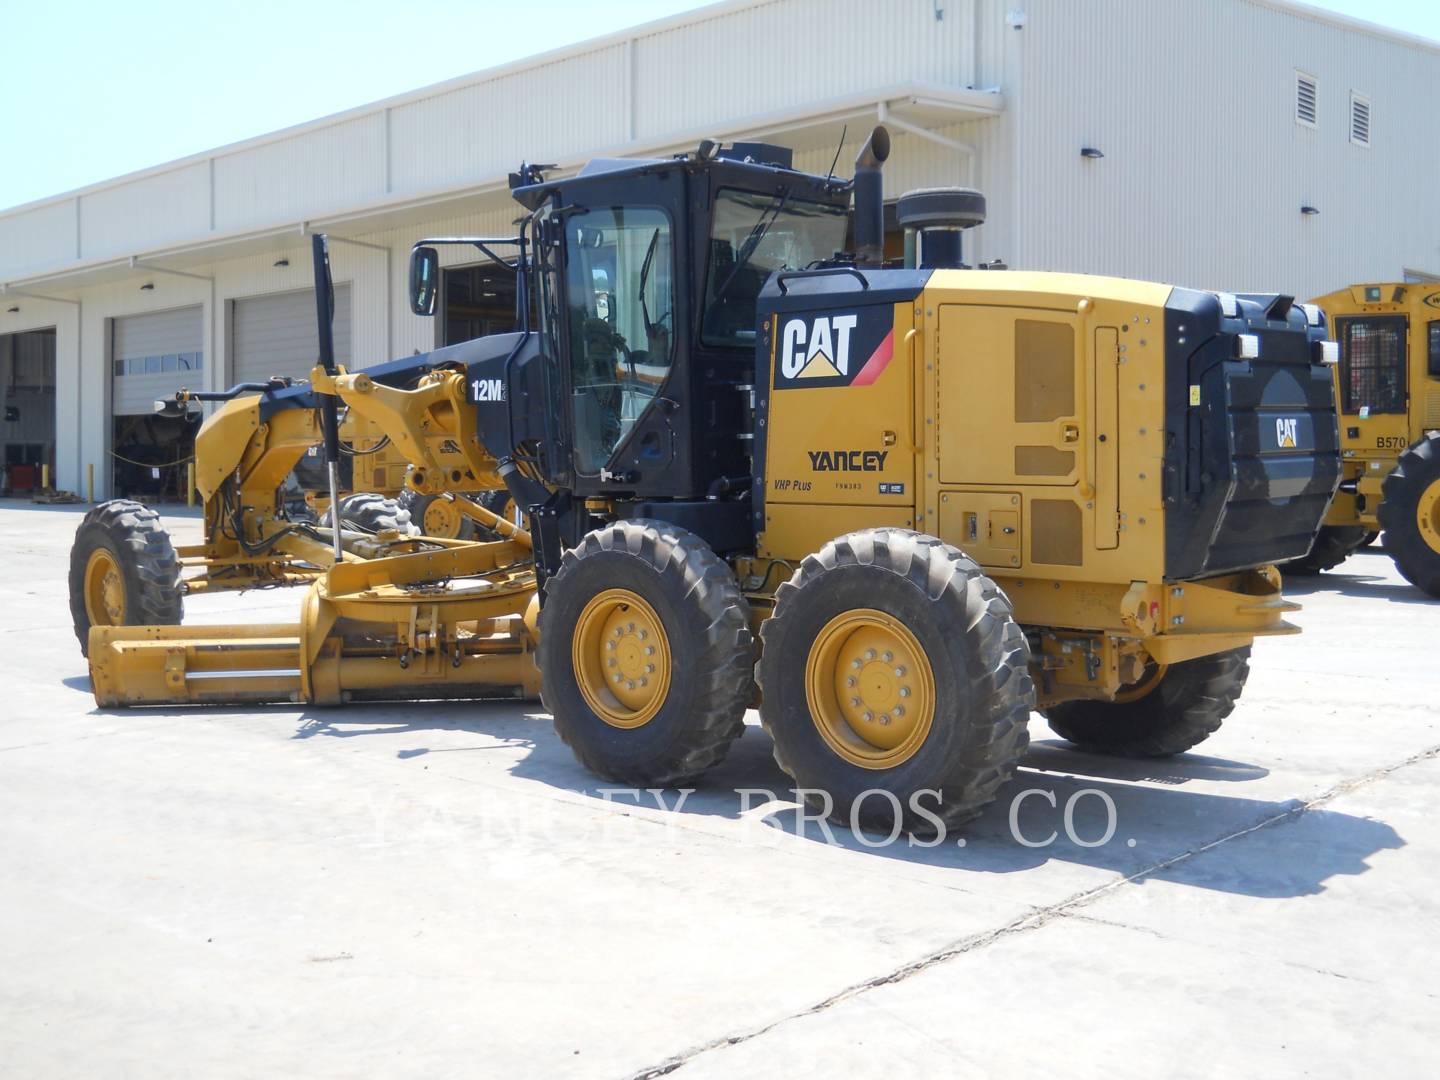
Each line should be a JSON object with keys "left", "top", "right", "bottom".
{"left": 0, "top": 0, "right": 1436, "bottom": 213}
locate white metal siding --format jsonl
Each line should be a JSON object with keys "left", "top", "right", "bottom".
{"left": 213, "top": 116, "right": 387, "bottom": 234}
{"left": 0, "top": 199, "right": 76, "bottom": 279}
{"left": 231, "top": 286, "right": 352, "bottom": 385}
{"left": 1012, "top": 0, "right": 1440, "bottom": 296}
{"left": 78, "top": 163, "right": 211, "bottom": 262}
{"left": 111, "top": 307, "right": 204, "bottom": 415}
{"left": 388, "top": 47, "right": 631, "bottom": 194}
{"left": 633, "top": 0, "right": 985, "bottom": 139}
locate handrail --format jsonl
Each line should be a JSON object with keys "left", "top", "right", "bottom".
{"left": 775, "top": 267, "right": 869, "bottom": 294}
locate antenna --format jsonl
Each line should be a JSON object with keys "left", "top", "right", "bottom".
{"left": 824, "top": 124, "right": 848, "bottom": 186}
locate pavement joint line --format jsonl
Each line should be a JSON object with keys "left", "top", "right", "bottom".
{"left": 625, "top": 741, "right": 1440, "bottom": 1080}
{"left": 1059, "top": 911, "right": 1390, "bottom": 986}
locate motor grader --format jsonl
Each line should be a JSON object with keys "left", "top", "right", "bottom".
{"left": 1285, "top": 283, "right": 1440, "bottom": 596}
{"left": 71, "top": 128, "right": 1341, "bottom": 834}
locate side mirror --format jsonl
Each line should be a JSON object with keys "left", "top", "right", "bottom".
{"left": 408, "top": 246, "right": 440, "bottom": 316}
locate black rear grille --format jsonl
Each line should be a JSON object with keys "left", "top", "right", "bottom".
{"left": 1163, "top": 290, "right": 1341, "bottom": 580}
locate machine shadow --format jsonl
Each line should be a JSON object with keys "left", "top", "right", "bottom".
{"left": 1281, "top": 549, "right": 1431, "bottom": 605}
{"left": 285, "top": 702, "right": 1401, "bottom": 901}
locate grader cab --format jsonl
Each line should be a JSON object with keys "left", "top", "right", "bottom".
{"left": 70, "top": 127, "right": 1341, "bottom": 833}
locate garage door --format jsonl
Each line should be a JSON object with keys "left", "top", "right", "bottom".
{"left": 231, "top": 285, "right": 352, "bottom": 386}
{"left": 111, "top": 307, "right": 205, "bottom": 416}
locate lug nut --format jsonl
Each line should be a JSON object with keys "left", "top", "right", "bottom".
{"left": 606, "top": 640, "right": 616, "bottom": 651}
{"left": 851, "top": 659, "right": 862, "bottom": 670}
{"left": 893, "top": 705, "right": 905, "bottom": 718}
{"left": 637, "top": 629, "right": 648, "bottom": 640}
{"left": 645, "top": 645, "right": 656, "bottom": 655}
{"left": 607, "top": 658, "right": 617, "bottom": 668}
{"left": 863, "top": 711, "right": 874, "bottom": 722}
{"left": 627, "top": 680, "right": 637, "bottom": 691}
{"left": 879, "top": 714, "right": 891, "bottom": 726}
{"left": 613, "top": 674, "right": 623, "bottom": 683}
{"left": 850, "top": 696, "right": 862, "bottom": 708}
{"left": 645, "top": 664, "right": 655, "bottom": 674}
{"left": 883, "top": 651, "right": 894, "bottom": 663}
{"left": 639, "top": 677, "right": 648, "bottom": 687}
{"left": 899, "top": 687, "right": 911, "bottom": 698}
{"left": 894, "top": 666, "right": 906, "bottom": 677}
{"left": 627, "top": 622, "right": 636, "bottom": 633}
{"left": 865, "top": 649, "right": 877, "bottom": 661}
{"left": 846, "top": 676, "right": 857, "bottom": 688}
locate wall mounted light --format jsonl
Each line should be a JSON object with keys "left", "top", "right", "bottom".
{"left": 1080, "top": 147, "right": 1105, "bottom": 160}
{"left": 5, "top": 306, "right": 17, "bottom": 314}
{"left": 140, "top": 282, "right": 155, "bottom": 291}
{"left": 273, "top": 258, "right": 290, "bottom": 267}
{"left": 1301, "top": 205, "right": 1320, "bottom": 215}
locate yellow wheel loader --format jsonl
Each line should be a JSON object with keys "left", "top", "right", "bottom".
{"left": 72, "top": 128, "right": 1341, "bottom": 833}
{"left": 1291, "top": 283, "right": 1440, "bottom": 596}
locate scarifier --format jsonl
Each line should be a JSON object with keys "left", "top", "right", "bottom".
{"left": 70, "top": 127, "right": 1341, "bottom": 832}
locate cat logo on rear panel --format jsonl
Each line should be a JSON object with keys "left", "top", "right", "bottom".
{"left": 774, "top": 308, "right": 895, "bottom": 390}
{"left": 1276, "top": 417, "right": 1299, "bottom": 449}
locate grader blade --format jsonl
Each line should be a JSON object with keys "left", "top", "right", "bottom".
{"left": 89, "top": 616, "right": 542, "bottom": 708}
{"left": 89, "top": 624, "right": 307, "bottom": 706}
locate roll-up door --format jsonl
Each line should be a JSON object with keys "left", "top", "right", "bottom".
{"left": 111, "top": 306, "right": 204, "bottom": 415}
{"left": 231, "top": 285, "right": 352, "bottom": 385}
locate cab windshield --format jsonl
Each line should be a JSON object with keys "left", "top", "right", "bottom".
{"left": 702, "top": 188, "right": 849, "bottom": 348}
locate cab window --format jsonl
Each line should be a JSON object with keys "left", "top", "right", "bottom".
{"left": 1338, "top": 317, "right": 1407, "bottom": 414}
{"left": 703, "top": 189, "right": 849, "bottom": 348}
{"left": 563, "top": 207, "right": 673, "bottom": 474}
{"left": 1429, "top": 320, "right": 1440, "bottom": 379}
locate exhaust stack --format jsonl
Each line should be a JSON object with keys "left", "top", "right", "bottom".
{"left": 852, "top": 126, "right": 891, "bottom": 267}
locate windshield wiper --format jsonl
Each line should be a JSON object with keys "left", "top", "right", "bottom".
{"left": 639, "top": 226, "right": 661, "bottom": 337}
{"left": 706, "top": 189, "right": 792, "bottom": 316}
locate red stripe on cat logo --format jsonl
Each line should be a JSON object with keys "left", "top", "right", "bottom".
{"left": 850, "top": 330, "right": 894, "bottom": 386}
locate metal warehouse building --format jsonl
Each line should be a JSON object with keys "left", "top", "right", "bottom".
{"left": 2, "top": 0, "right": 1437, "bottom": 499}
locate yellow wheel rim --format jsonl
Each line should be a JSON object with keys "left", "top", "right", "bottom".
{"left": 422, "top": 498, "right": 463, "bottom": 539}
{"left": 572, "top": 589, "right": 672, "bottom": 729}
{"left": 1417, "top": 477, "right": 1440, "bottom": 555}
{"left": 1113, "top": 660, "right": 1169, "bottom": 704}
{"left": 83, "top": 548, "right": 126, "bottom": 626}
{"left": 806, "top": 609, "right": 936, "bottom": 770}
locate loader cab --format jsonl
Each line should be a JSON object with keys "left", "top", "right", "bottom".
{"left": 508, "top": 149, "right": 852, "bottom": 514}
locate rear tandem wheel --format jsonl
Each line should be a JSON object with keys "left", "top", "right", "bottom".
{"left": 756, "top": 529, "right": 1033, "bottom": 836}
{"left": 1042, "top": 648, "right": 1252, "bottom": 757}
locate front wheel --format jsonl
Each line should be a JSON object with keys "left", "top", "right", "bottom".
{"left": 1378, "top": 435, "right": 1440, "bottom": 598}
{"left": 68, "top": 500, "right": 184, "bottom": 657}
{"left": 336, "top": 492, "right": 416, "bottom": 535}
{"left": 756, "top": 529, "right": 1033, "bottom": 836}
{"left": 1042, "top": 647, "right": 1251, "bottom": 757}
{"left": 538, "top": 520, "right": 754, "bottom": 787}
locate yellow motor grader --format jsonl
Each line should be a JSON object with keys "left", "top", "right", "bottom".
{"left": 1287, "top": 282, "right": 1440, "bottom": 596}
{"left": 71, "top": 129, "right": 1341, "bottom": 833}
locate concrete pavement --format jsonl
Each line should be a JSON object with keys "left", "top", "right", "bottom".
{"left": 0, "top": 500, "right": 1434, "bottom": 1078}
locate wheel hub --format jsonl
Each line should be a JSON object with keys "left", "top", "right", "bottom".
{"left": 423, "top": 499, "right": 461, "bottom": 539}
{"left": 84, "top": 549, "right": 126, "bottom": 625}
{"left": 1417, "top": 477, "right": 1440, "bottom": 554}
{"left": 572, "top": 589, "right": 672, "bottom": 729}
{"left": 807, "top": 610, "right": 935, "bottom": 769}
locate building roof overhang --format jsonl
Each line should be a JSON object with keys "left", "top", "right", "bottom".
{"left": 0, "top": 82, "right": 1002, "bottom": 294}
